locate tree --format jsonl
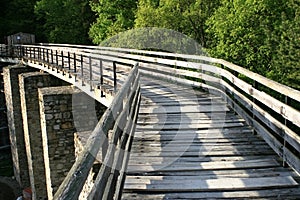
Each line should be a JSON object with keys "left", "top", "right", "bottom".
{"left": 35, "top": 0, "right": 95, "bottom": 44}
{"left": 0, "top": 0, "right": 39, "bottom": 42}
{"left": 89, "top": 0, "right": 137, "bottom": 44}
{"left": 270, "top": 0, "right": 300, "bottom": 89}
{"left": 207, "top": 0, "right": 300, "bottom": 90}
{"left": 206, "top": 0, "right": 287, "bottom": 75}
{"left": 135, "top": 0, "right": 220, "bottom": 48}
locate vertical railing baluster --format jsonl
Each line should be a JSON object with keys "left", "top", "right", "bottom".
{"left": 33, "top": 47, "right": 36, "bottom": 60}
{"left": 61, "top": 51, "right": 64, "bottom": 68}
{"left": 113, "top": 61, "right": 117, "bottom": 92}
{"left": 89, "top": 56, "right": 93, "bottom": 91}
{"left": 81, "top": 54, "right": 84, "bottom": 86}
{"left": 41, "top": 48, "right": 43, "bottom": 62}
{"left": 283, "top": 95, "right": 291, "bottom": 167}
{"left": 56, "top": 50, "right": 58, "bottom": 66}
{"left": 38, "top": 47, "right": 40, "bottom": 61}
{"left": 68, "top": 52, "right": 71, "bottom": 70}
{"left": 47, "top": 49, "right": 49, "bottom": 64}
{"left": 73, "top": 53, "right": 76, "bottom": 73}
{"left": 51, "top": 49, "right": 53, "bottom": 64}
{"left": 42, "top": 48, "right": 45, "bottom": 62}
{"left": 252, "top": 80, "right": 258, "bottom": 135}
{"left": 21, "top": 46, "right": 24, "bottom": 58}
{"left": 100, "top": 59, "right": 104, "bottom": 97}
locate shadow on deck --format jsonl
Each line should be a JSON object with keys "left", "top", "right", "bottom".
{"left": 122, "top": 77, "right": 300, "bottom": 199}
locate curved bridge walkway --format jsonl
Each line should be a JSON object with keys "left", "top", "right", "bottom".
{"left": 1, "top": 44, "right": 300, "bottom": 199}
{"left": 122, "top": 77, "right": 300, "bottom": 199}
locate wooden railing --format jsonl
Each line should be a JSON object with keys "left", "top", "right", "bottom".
{"left": 84, "top": 46, "right": 299, "bottom": 174}
{"left": 28, "top": 43, "right": 300, "bottom": 175}
{"left": 54, "top": 63, "right": 140, "bottom": 199}
{"left": 1, "top": 44, "right": 300, "bottom": 197}
{"left": 0, "top": 44, "right": 141, "bottom": 199}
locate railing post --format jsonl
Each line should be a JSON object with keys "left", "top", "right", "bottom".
{"left": 68, "top": 52, "right": 71, "bottom": 70}
{"left": 61, "top": 51, "right": 64, "bottom": 68}
{"left": 73, "top": 53, "right": 77, "bottom": 73}
{"left": 51, "top": 49, "right": 53, "bottom": 64}
{"left": 46, "top": 49, "right": 49, "bottom": 63}
{"left": 38, "top": 47, "right": 41, "bottom": 61}
{"left": 252, "top": 80, "right": 258, "bottom": 135}
{"left": 113, "top": 61, "right": 117, "bottom": 92}
{"left": 42, "top": 48, "right": 45, "bottom": 62}
{"left": 56, "top": 50, "right": 58, "bottom": 66}
{"left": 283, "top": 95, "right": 291, "bottom": 167}
{"left": 33, "top": 47, "right": 36, "bottom": 60}
{"left": 81, "top": 54, "right": 84, "bottom": 86}
{"left": 100, "top": 59, "right": 104, "bottom": 97}
{"left": 21, "top": 46, "right": 25, "bottom": 58}
{"left": 22, "top": 47, "right": 27, "bottom": 58}
{"left": 89, "top": 56, "right": 93, "bottom": 91}
{"left": 41, "top": 48, "right": 43, "bottom": 62}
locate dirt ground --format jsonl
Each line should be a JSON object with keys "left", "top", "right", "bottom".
{"left": 0, "top": 176, "right": 21, "bottom": 200}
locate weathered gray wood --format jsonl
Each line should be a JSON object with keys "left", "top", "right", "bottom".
{"left": 221, "top": 80, "right": 300, "bottom": 153}
{"left": 124, "top": 176, "right": 297, "bottom": 192}
{"left": 87, "top": 68, "right": 140, "bottom": 200}
{"left": 53, "top": 64, "right": 140, "bottom": 200}
{"left": 3, "top": 44, "right": 300, "bottom": 199}
{"left": 122, "top": 187, "right": 300, "bottom": 199}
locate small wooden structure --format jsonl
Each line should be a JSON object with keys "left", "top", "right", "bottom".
{"left": 6, "top": 32, "right": 35, "bottom": 45}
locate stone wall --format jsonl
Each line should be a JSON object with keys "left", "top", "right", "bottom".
{"left": 3, "top": 65, "right": 36, "bottom": 188}
{"left": 0, "top": 63, "right": 9, "bottom": 146}
{"left": 3, "top": 64, "right": 107, "bottom": 199}
{"left": 19, "top": 72, "right": 68, "bottom": 200}
{"left": 38, "top": 86, "right": 81, "bottom": 199}
{"left": 38, "top": 86, "right": 106, "bottom": 199}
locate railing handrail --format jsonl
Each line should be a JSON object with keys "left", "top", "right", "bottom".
{"left": 0, "top": 43, "right": 299, "bottom": 195}
{"left": 0, "top": 44, "right": 141, "bottom": 199}
{"left": 54, "top": 63, "right": 140, "bottom": 199}
{"left": 5, "top": 43, "right": 298, "bottom": 101}
{"left": 23, "top": 43, "right": 299, "bottom": 102}
{"left": 27, "top": 44, "right": 299, "bottom": 175}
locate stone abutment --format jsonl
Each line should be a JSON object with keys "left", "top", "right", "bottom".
{"left": 3, "top": 64, "right": 106, "bottom": 200}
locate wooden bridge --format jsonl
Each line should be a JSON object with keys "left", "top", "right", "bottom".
{"left": 1, "top": 44, "right": 300, "bottom": 199}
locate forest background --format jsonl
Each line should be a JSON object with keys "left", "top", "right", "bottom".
{"left": 1, "top": 0, "right": 299, "bottom": 89}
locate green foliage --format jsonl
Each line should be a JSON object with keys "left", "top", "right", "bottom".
{"left": 0, "top": 0, "right": 39, "bottom": 41}
{"left": 207, "top": 0, "right": 286, "bottom": 75}
{"left": 89, "top": 0, "right": 137, "bottom": 44}
{"left": 270, "top": 0, "right": 300, "bottom": 90}
{"left": 0, "top": 0, "right": 298, "bottom": 89}
{"left": 100, "top": 27, "right": 204, "bottom": 55}
{"left": 35, "top": 0, "right": 95, "bottom": 44}
{"left": 207, "top": 0, "right": 299, "bottom": 89}
{"left": 135, "top": 0, "right": 220, "bottom": 48}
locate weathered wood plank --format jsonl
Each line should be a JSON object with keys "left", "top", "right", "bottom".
{"left": 122, "top": 187, "right": 300, "bottom": 199}
{"left": 127, "top": 155, "right": 279, "bottom": 165}
{"left": 124, "top": 176, "right": 298, "bottom": 192}
{"left": 127, "top": 159, "right": 280, "bottom": 172}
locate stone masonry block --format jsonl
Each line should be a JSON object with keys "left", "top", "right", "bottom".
{"left": 19, "top": 72, "right": 68, "bottom": 200}
{"left": 3, "top": 64, "right": 36, "bottom": 188}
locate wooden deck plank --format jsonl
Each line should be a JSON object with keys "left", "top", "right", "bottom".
{"left": 122, "top": 77, "right": 300, "bottom": 199}
{"left": 122, "top": 187, "right": 300, "bottom": 199}
{"left": 124, "top": 176, "right": 297, "bottom": 192}
{"left": 126, "top": 159, "right": 280, "bottom": 173}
